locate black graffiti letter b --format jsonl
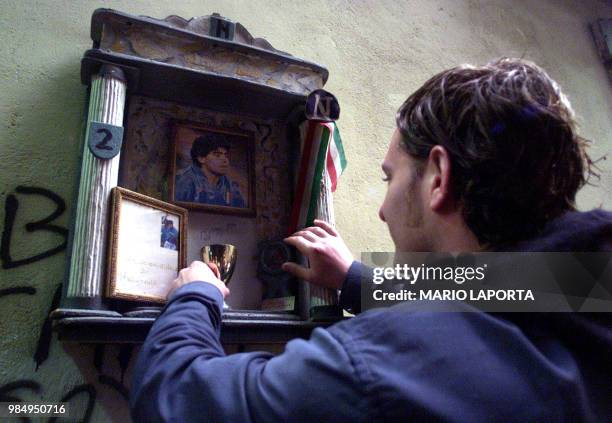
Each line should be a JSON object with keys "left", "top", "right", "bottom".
{"left": 1, "top": 186, "right": 68, "bottom": 269}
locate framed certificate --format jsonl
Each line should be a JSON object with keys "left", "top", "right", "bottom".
{"left": 106, "top": 187, "right": 188, "bottom": 302}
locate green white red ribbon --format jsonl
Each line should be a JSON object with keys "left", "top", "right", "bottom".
{"left": 288, "top": 120, "right": 347, "bottom": 234}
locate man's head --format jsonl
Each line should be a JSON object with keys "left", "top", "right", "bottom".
{"left": 163, "top": 219, "right": 174, "bottom": 228}
{"left": 380, "top": 58, "right": 591, "bottom": 251}
{"left": 191, "top": 134, "right": 230, "bottom": 176}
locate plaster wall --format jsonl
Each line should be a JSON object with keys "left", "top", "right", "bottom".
{"left": 1, "top": 1, "right": 611, "bottom": 421}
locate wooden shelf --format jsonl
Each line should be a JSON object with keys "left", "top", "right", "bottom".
{"left": 52, "top": 309, "right": 340, "bottom": 345}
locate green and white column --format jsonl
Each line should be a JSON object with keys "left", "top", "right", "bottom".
{"left": 309, "top": 169, "right": 341, "bottom": 316}
{"left": 65, "top": 65, "right": 127, "bottom": 310}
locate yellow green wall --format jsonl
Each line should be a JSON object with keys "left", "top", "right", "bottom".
{"left": 1, "top": 1, "right": 611, "bottom": 421}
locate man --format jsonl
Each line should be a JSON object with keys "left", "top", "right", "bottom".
{"left": 160, "top": 218, "right": 178, "bottom": 250}
{"left": 130, "top": 58, "right": 612, "bottom": 422}
{"left": 175, "top": 133, "right": 246, "bottom": 207}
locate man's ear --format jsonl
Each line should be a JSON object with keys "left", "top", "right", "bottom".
{"left": 426, "top": 145, "right": 453, "bottom": 212}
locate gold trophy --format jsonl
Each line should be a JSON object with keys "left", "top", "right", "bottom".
{"left": 201, "top": 244, "right": 237, "bottom": 309}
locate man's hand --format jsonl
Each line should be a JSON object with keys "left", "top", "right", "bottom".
{"left": 167, "top": 261, "right": 230, "bottom": 300}
{"left": 282, "top": 219, "right": 354, "bottom": 290}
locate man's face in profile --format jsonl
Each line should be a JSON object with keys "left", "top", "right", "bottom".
{"left": 378, "top": 129, "right": 428, "bottom": 252}
{"left": 199, "top": 147, "right": 230, "bottom": 176}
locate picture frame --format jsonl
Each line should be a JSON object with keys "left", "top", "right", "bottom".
{"left": 106, "top": 187, "right": 188, "bottom": 303}
{"left": 169, "top": 120, "right": 256, "bottom": 216}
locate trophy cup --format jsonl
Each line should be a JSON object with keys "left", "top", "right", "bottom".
{"left": 201, "top": 244, "right": 237, "bottom": 309}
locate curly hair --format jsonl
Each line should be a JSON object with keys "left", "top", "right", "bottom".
{"left": 395, "top": 58, "right": 592, "bottom": 247}
{"left": 190, "top": 133, "right": 230, "bottom": 167}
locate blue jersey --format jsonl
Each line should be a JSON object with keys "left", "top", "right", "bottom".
{"left": 160, "top": 226, "right": 178, "bottom": 249}
{"left": 175, "top": 165, "right": 245, "bottom": 208}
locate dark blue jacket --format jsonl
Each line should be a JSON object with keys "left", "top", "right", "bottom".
{"left": 130, "top": 210, "right": 612, "bottom": 422}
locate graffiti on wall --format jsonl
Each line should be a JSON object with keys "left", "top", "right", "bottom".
{"left": 1, "top": 185, "right": 133, "bottom": 421}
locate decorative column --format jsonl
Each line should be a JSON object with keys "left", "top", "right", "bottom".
{"left": 301, "top": 89, "right": 343, "bottom": 319}
{"left": 309, "top": 170, "right": 341, "bottom": 318}
{"left": 65, "top": 65, "right": 127, "bottom": 311}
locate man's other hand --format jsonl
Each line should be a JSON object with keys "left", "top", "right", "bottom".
{"left": 282, "top": 219, "right": 354, "bottom": 290}
{"left": 167, "top": 261, "right": 230, "bottom": 300}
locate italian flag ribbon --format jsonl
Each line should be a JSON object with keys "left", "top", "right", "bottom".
{"left": 288, "top": 120, "right": 347, "bottom": 234}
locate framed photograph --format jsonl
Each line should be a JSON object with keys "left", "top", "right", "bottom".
{"left": 169, "top": 121, "right": 256, "bottom": 216}
{"left": 106, "top": 187, "right": 188, "bottom": 303}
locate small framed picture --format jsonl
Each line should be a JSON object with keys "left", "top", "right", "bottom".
{"left": 169, "top": 121, "right": 256, "bottom": 216}
{"left": 106, "top": 187, "right": 188, "bottom": 303}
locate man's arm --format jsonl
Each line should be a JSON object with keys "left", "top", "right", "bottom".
{"left": 338, "top": 261, "right": 374, "bottom": 315}
{"left": 130, "top": 281, "right": 369, "bottom": 423}
{"left": 282, "top": 219, "right": 354, "bottom": 289}
{"left": 282, "top": 220, "right": 371, "bottom": 313}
